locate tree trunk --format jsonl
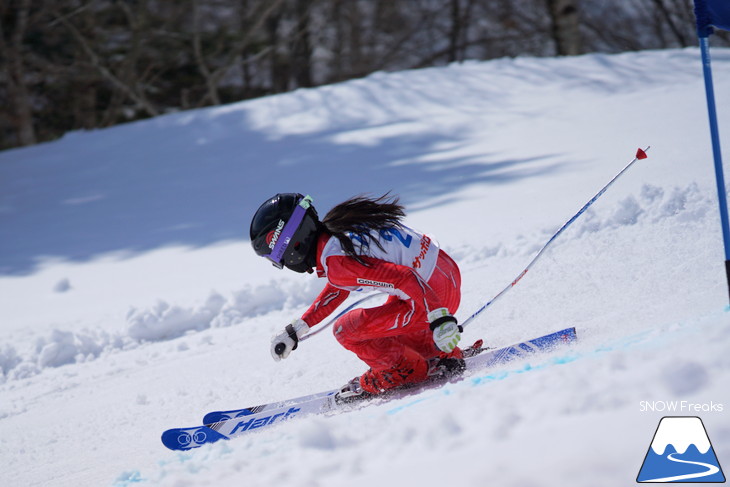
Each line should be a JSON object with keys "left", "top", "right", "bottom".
{"left": 546, "top": 0, "right": 581, "bottom": 56}
{"left": 448, "top": 0, "right": 461, "bottom": 63}
{"left": 330, "top": 0, "right": 345, "bottom": 82}
{"left": 347, "top": 1, "right": 366, "bottom": 77}
{"left": 267, "top": 11, "right": 289, "bottom": 93}
{"left": 291, "top": 0, "right": 314, "bottom": 88}
{"left": 0, "top": 0, "right": 37, "bottom": 146}
{"left": 192, "top": 0, "right": 222, "bottom": 105}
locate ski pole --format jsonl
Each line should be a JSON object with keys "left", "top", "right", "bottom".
{"left": 300, "top": 293, "right": 380, "bottom": 342}
{"left": 299, "top": 147, "right": 649, "bottom": 338}
{"left": 461, "top": 147, "right": 650, "bottom": 329}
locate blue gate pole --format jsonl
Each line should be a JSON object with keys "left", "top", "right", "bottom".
{"left": 699, "top": 35, "right": 730, "bottom": 303}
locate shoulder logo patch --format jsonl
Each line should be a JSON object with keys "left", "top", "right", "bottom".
{"left": 356, "top": 278, "right": 394, "bottom": 289}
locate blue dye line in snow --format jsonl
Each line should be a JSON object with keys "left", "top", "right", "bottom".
{"left": 112, "top": 470, "right": 145, "bottom": 486}
{"left": 386, "top": 352, "right": 581, "bottom": 415}
{"left": 468, "top": 352, "right": 581, "bottom": 387}
{"left": 385, "top": 311, "right": 725, "bottom": 416}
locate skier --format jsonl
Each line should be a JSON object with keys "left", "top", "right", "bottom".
{"left": 249, "top": 193, "right": 464, "bottom": 398}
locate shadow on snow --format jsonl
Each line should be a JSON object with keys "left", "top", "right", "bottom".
{"left": 0, "top": 107, "right": 563, "bottom": 275}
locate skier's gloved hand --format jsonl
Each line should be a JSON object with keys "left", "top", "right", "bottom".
{"left": 271, "top": 319, "right": 309, "bottom": 361}
{"left": 428, "top": 307, "right": 462, "bottom": 353}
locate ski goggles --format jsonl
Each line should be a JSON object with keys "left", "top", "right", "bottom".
{"left": 266, "top": 195, "right": 313, "bottom": 269}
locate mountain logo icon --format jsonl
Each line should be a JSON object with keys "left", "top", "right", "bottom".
{"left": 637, "top": 416, "right": 726, "bottom": 483}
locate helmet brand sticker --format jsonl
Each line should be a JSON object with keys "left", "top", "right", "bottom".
{"left": 267, "top": 220, "right": 286, "bottom": 249}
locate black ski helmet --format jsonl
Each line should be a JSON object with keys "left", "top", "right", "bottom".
{"left": 250, "top": 193, "right": 321, "bottom": 273}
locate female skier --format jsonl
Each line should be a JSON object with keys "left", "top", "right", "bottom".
{"left": 249, "top": 193, "right": 463, "bottom": 398}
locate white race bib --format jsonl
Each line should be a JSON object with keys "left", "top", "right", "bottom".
{"left": 321, "top": 225, "right": 439, "bottom": 282}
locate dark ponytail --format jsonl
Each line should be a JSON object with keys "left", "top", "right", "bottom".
{"left": 322, "top": 193, "right": 406, "bottom": 262}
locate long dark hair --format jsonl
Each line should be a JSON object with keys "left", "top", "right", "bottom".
{"left": 322, "top": 193, "right": 406, "bottom": 263}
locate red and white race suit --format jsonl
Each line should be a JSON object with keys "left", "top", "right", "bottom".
{"left": 300, "top": 225, "right": 462, "bottom": 383}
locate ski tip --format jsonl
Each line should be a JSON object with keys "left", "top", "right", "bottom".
{"left": 161, "top": 428, "right": 197, "bottom": 451}
{"left": 203, "top": 407, "right": 259, "bottom": 425}
{"left": 161, "top": 426, "right": 228, "bottom": 451}
{"left": 636, "top": 148, "right": 648, "bottom": 160}
{"left": 203, "top": 412, "right": 234, "bottom": 424}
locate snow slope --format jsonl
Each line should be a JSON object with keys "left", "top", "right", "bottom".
{"left": 1, "top": 48, "right": 729, "bottom": 486}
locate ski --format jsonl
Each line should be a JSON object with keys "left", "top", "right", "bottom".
{"left": 161, "top": 327, "right": 576, "bottom": 451}
{"left": 199, "top": 338, "right": 488, "bottom": 425}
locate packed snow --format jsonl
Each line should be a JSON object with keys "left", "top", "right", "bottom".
{"left": 1, "top": 48, "right": 729, "bottom": 486}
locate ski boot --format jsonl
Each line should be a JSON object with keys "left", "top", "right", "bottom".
{"left": 462, "top": 338, "right": 486, "bottom": 358}
{"left": 427, "top": 355, "right": 466, "bottom": 380}
{"left": 335, "top": 377, "right": 372, "bottom": 404}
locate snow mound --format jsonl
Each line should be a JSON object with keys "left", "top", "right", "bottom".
{"left": 577, "top": 183, "right": 712, "bottom": 236}
{"left": 0, "top": 279, "right": 327, "bottom": 382}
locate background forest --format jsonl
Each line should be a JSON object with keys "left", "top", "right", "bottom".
{"left": 2, "top": 0, "right": 728, "bottom": 150}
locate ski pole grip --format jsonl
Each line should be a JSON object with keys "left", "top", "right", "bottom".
{"left": 274, "top": 342, "right": 286, "bottom": 356}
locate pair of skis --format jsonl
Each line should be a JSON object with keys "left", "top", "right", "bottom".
{"left": 162, "top": 326, "right": 577, "bottom": 450}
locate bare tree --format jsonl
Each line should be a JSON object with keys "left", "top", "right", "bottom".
{"left": 3, "top": 0, "right": 728, "bottom": 150}
{"left": 546, "top": 0, "right": 582, "bottom": 55}
{"left": 55, "top": 3, "right": 160, "bottom": 117}
{"left": 651, "top": 0, "right": 694, "bottom": 47}
{"left": 448, "top": 0, "right": 477, "bottom": 63}
{"left": 0, "top": 0, "right": 37, "bottom": 146}
{"left": 290, "top": 0, "right": 314, "bottom": 88}
{"left": 192, "top": 0, "right": 222, "bottom": 105}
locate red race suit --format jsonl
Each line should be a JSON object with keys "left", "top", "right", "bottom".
{"left": 300, "top": 225, "right": 461, "bottom": 389}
